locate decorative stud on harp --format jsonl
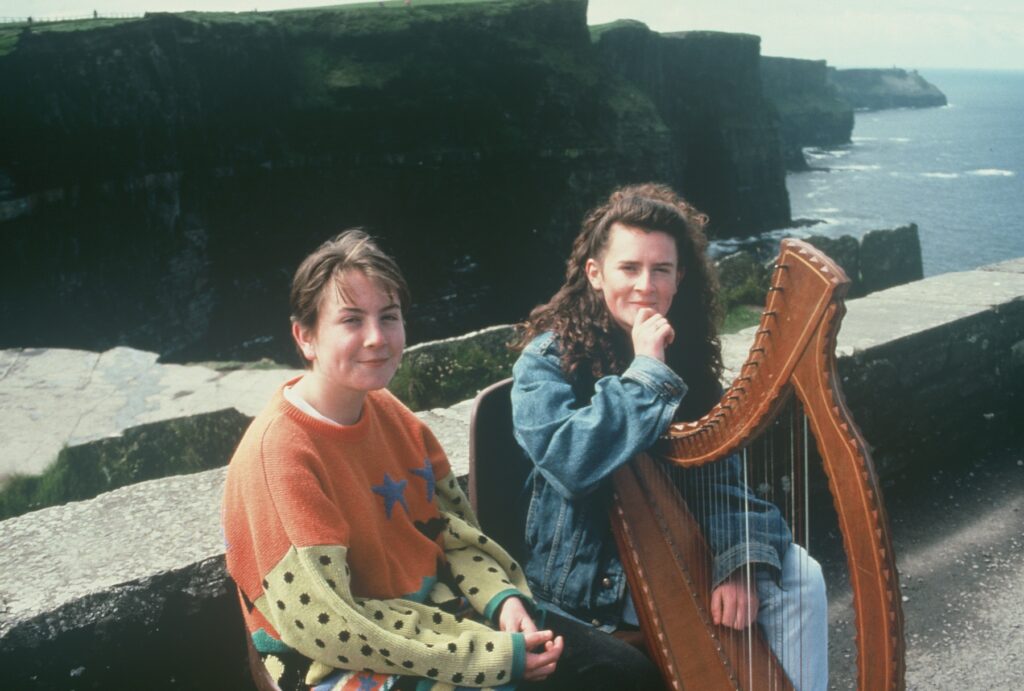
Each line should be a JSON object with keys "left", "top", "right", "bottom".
{"left": 609, "top": 239, "right": 906, "bottom": 691}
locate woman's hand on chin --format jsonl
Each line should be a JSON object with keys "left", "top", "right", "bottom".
{"left": 631, "top": 307, "right": 675, "bottom": 362}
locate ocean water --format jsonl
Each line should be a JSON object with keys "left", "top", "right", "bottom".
{"left": 781, "top": 69, "right": 1024, "bottom": 277}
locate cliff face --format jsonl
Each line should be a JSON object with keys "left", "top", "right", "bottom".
{"left": 0, "top": 1, "right": 789, "bottom": 362}
{"left": 827, "top": 68, "right": 948, "bottom": 110}
{"left": 760, "top": 56, "right": 854, "bottom": 169}
{"left": 593, "top": 23, "right": 790, "bottom": 232}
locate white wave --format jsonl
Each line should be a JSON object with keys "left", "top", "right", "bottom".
{"left": 967, "top": 168, "right": 1016, "bottom": 177}
{"left": 831, "top": 164, "right": 882, "bottom": 172}
{"left": 888, "top": 137, "right": 911, "bottom": 143}
{"left": 814, "top": 208, "right": 841, "bottom": 214}
{"left": 851, "top": 136, "right": 878, "bottom": 143}
{"left": 922, "top": 172, "right": 960, "bottom": 179}
{"left": 804, "top": 147, "right": 851, "bottom": 159}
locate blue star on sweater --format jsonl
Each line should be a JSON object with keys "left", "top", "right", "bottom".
{"left": 372, "top": 473, "right": 409, "bottom": 519}
{"left": 410, "top": 456, "right": 436, "bottom": 502}
{"left": 356, "top": 674, "right": 378, "bottom": 691}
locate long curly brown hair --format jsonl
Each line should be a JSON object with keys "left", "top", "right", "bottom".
{"left": 516, "top": 183, "right": 723, "bottom": 421}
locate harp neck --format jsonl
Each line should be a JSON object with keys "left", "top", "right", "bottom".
{"left": 658, "top": 239, "right": 850, "bottom": 466}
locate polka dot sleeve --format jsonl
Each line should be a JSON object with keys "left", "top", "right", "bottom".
{"left": 434, "top": 469, "right": 480, "bottom": 527}
{"left": 434, "top": 471, "right": 534, "bottom": 621}
{"left": 256, "top": 544, "right": 526, "bottom": 687}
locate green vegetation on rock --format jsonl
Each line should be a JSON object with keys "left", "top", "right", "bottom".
{"left": 588, "top": 18, "right": 648, "bottom": 40}
{"left": 0, "top": 16, "right": 142, "bottom": 57}
{"left": 389, "top": 325, "right": 518, "bottom": 410}
{"left": 722, "top": 304, "right": 764, "bottom": 334}
{"left": 0, "top": 408, "right": 250, "bottom": 520}
{"left": 716, "top": 250, "right": 770, "bottom": 311}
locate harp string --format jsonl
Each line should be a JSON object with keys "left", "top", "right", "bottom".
{"left": 659, "top": 395, "right": 814, "bottom": 689}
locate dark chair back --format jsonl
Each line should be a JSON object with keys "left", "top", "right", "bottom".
{"left": 468, "top": 378, "right": 647, "bottom": 652}
{"left": 246, "top": 633, "right": 281, "bottom": 691}
{"left": 468, "top": 378, "right": 533, "bottom": 565}
{"left": 233, "top": 587, "right": 282, "bottom": 691}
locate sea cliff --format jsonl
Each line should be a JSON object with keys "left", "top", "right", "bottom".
{"left": 594, "top": 23, "right": 791, "bottom": 230}
{"left": 828, "top": 67, "right": 948, "bottom": 110}
{"left": 0, "top": 0, "right": 792, "bottom": 363}
{"left": 760, "top": 56, "right": 854, "bottom": 169}
{"left": 759, "top": 61, "right": 948, "bottom": 169}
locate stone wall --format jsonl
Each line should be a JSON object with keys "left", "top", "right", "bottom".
{"left": 2, "top": 259, "right": 1023, "bottom": 688}
{"left": 834, "top": 259, "right": 1024, "bottom": 476}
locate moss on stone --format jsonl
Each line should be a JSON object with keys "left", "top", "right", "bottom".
{"left": 0, "top": 28, "right": 22, "bottom": 56}
{"left": 716, "top": 250, "right": 770, "bottom": 313}
{"left": 0, "top": 408, "right": 250, "bottom": 520}
{"left": 389, "top": 326, "right": 517, "bottom": 410}
{"left": 588, "top": 19, "right": 649, "bottom": 41}
{"left": 275, "top": 0, "right": 568, "bottom": 38}
{"left": 721, "top": 304, "right": 763, "bottom": 334}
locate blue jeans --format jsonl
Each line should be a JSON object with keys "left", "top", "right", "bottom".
{"left": 756, "top": 544, "right": 829, "bottom": 691}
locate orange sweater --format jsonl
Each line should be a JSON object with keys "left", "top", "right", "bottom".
{"left": 223, "top": 380, "right": 530, "bottom": 689}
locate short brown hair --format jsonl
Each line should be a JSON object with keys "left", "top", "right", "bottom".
{"left": 289, "top": 229, "right": 410, "bottom": 366}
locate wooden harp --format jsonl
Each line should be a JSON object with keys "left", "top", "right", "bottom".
{"left": 609, "top": 239, "right": 905, "bottom": 690}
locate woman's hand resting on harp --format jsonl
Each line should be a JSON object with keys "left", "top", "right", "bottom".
{"left": 711, "top": 569, "right": 760, "bottom": 630}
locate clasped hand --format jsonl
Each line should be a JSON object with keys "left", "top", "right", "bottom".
{"left": 497, "top": 596, "right": 564, "bottom": 680}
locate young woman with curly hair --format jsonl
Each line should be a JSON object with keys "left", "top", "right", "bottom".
{"left": 511, "top": 183, "right": 829, "bottom": 690}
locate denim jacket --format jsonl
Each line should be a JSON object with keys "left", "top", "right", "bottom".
{"left": 511, "top": 332, "right": 792, "bottom": 629}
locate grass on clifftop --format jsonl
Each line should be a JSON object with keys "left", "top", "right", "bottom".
{"left": 0, "top": 17, "right": 142, "bottom": 56}
{"left": 589, "top": 18, "right": 649, "bottom": 40}
{"left": 722, "top": 304, "right": 763, "bottom": 334}
{"left": 0, "top": 0, "right": 533, "bottom": 56}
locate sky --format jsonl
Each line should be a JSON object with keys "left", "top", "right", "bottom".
{"left": 3, "top": 0, "right": 1022, "bottom": 71}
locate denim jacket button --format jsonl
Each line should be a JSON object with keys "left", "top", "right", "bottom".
{"left": 601, "top": 577, "right": 613, "bottom": 588}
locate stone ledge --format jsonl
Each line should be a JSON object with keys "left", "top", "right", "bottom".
{"left": 0, "top": 470, "right": 225, "bottom": 639}
{"left": 0, "top": 347, "right": 301, "bottom": 479}
{"left": 0, "top": 328, "right": 503, "bottom": 486}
